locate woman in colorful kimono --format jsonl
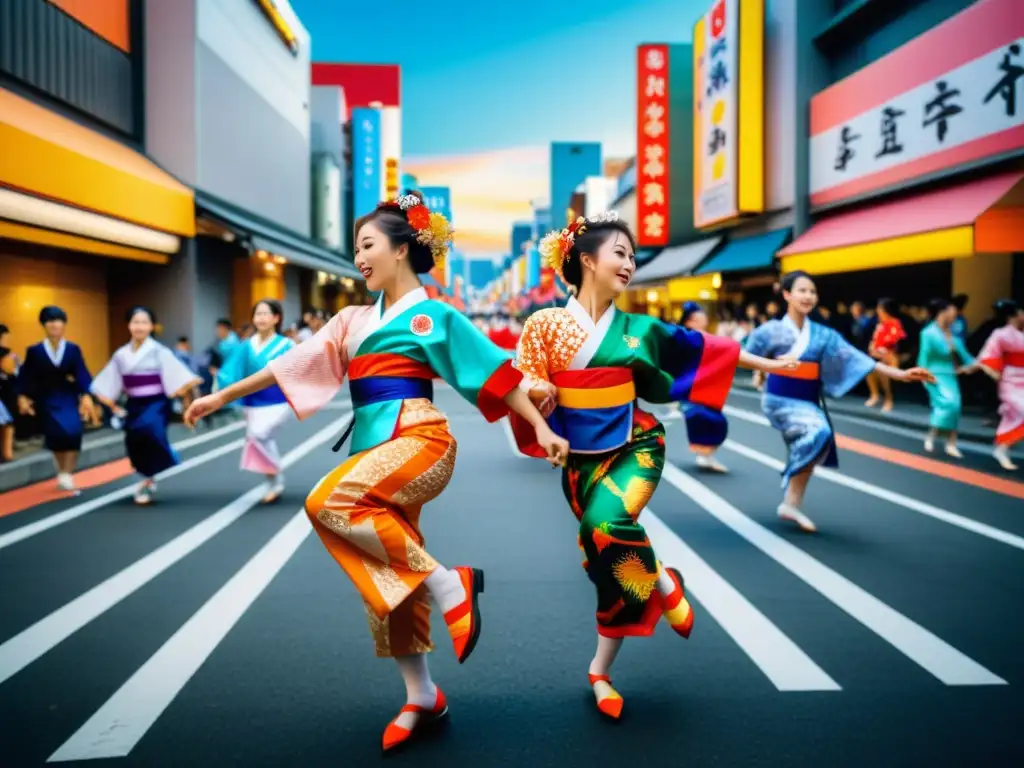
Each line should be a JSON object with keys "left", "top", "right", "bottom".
{"left": 917, "top": 298, "right": 999, "bottom": 458}
{"left": 746, "top": 272, "right": 934, "bottom": 533}
{"left": 508, "top": 213, "right": 794, "bottom": 721}
{"left": 216, "top": 299, "right": 295, "bottom": 503}
{"left": 90, "top": 307, "right": 202, "bottom": 505}
{"left": 183, "top": 193, "right": 567, "bottom": 753}
{"left": 15, "top": 306, "right": 98, "bottom": 492}
{"left": 864, "top": 298, "right": 906, "bottom": 412}
{"left": 976, "top": 300, "right": 1022, "bottom": 470}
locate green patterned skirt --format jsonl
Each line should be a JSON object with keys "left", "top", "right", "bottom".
{"left": 561, "top": 408, "right": 667, "bottom": 638}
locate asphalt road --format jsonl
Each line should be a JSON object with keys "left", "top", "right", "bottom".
{"left": 1, "top": 387, "right": 1022, "bottom": 767}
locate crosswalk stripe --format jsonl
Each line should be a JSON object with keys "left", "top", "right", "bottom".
{"left": 642, "top": 508, "right": 841, "bottom": 692}
{"left": 659, "top": 462, "right": 1007, "bottom": 686}
{"left": 0, "top": 416, "right": 348, "bottom": 687}
{"left": 49, "top": 508, "right": 311, "bottom": 762}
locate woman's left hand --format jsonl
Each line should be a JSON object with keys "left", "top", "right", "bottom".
{"left": 769, "top": 357, "right": 800, "bottom": 372}
{"left": 902, "top": 367, "right": 935, "bottom": 384}
{"left": 535, "top": 424, "right": 569, "bottom": 468}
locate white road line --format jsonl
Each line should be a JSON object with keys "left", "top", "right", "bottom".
{"left": 641, "top": 508, "right": 840, "bottom": 692}
{"left": 48, "top": 509, "right": 311, "bottom": 762}
{"left": 0, "top": 440, "right": 243, "bottom": 551}
{"left": 660, "top": 462, "right": 1006, "bottom": 686}
{"left": 718, "top": 436, "right": 1024, "bottom": 552}
{"left": 0, "top": 416, "right": 347, "bottom": 688}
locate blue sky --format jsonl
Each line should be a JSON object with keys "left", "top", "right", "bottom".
{"left": 291, "top": 0, "right": 704, "bottom": 158}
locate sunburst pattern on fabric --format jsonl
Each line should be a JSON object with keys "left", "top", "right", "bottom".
{"left": 612, "top": 551, "right": 658, "bottom": 602}
{"left": 636, "top": 451, "right": 656, "bottom": 469}
{"left": 601, "top": 476, "right": 656, "bottom": 518}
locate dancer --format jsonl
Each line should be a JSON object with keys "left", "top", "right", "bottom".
{"left": 746, "top": 271, "right": 933, "bottom": 532}
{"left": 90, "top": 307, "right": 202, "bottom": 505}
{"left": 15, "top": 306, "right": 98, "bottom": 492}
{"left": 865, "top": 298, "right": 906, "bottom": 412}
{"left": 183, "top": 193, "right": 566, "bottom": 753}
{"left": 508, "top": 213, "right": 794, "bottom": 721}
{"left": 0, "top": 324, "right": 19, "bottom": 463}
{"left": 917, "top": 298, "right": 999, "bottom": 458}
{"left": 217, "top": 300, "right": 295, "bottom": 503}
{"left": 978, "top": 299, "right": 1022, "bottom": 471}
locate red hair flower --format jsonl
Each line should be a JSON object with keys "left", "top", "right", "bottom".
{"left": 407, "top": 205, "right": 431, "bottom": 230}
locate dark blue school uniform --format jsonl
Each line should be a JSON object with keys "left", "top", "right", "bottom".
{"left": 16, "top": 341, "right": 92, "bottom": 452}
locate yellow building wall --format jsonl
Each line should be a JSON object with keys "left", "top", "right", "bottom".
{"left": 952, "top": 253, "right": 1012, "bottom": 328}
{"left": 0, "top": 248, "right": 110, "bottom": 365}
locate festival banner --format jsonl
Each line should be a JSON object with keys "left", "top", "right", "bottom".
{"left": 636, "top": 44, "right": 671, "bottom": 246}
{"left": 351, "top": 108, "right": 381, "bottom": 219}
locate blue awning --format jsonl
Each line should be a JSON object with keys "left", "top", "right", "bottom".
{"left": 630, "top": 237, "right": 721, "bottom": 287}
{"left": 695, "top": 228, "right": 791, "bottom": 276}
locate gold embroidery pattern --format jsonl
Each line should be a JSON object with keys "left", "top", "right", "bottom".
{"left": 317, "top": 506, "right": 353, "bottom": 537}
{"left": 392, "top": 440, "right": 457, "bottom": 507}
{"left": 364, "top": 601, "right": 391, "bottom": 657}
{"left": 405, "top": 538, "right": 438, "bottom": 572}
{"left": 623, "top": 335, "right": 640, "bottom": 349}
{"left": 602, "top": 476, "right": 657, "bottom": 518}
{"left": 398, "top": 398, "right": 447, "bottom": 430}
{"left": 343, "top": 437, "right": 423, "bottom": 494}
{"left": 361, "top": 557, "right": 409, "bottom": 610}
{"left": 636, "top": 452, "right": 656, "bottom": 469}
{"left": 612, "top": 551, "right": 658, "bottom": 602}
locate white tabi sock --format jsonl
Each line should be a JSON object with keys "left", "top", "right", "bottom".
{"left": 588, "top": 635, "right": 624, "bottom": 677}
{"left": 424, "top": 566, "right": 466, "bottom": 614}
{"left": 656, "top": 564, "right": 676, "bottom": 598}
{"left": 394, "top": 654, "right": 438, "bottom": 729}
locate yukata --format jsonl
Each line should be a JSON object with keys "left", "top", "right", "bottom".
{"left": 91, "top": 338, "right": 201, "bottom": 478}
{"left": 510, "top": 297, "right": 739, "bottom": 638}
{"left": 979, "top": 324, "right": 1024, "bottom": 447}
{"left": 15, "top": 340, "right": 93, "bottom": 451}
{"left": 745, "top": 316, "right": 876, "bottom": 487}
{"left": 217, "top": 333, "right": 295, "bottom": 474}
{"left": 268, "top": 287, "right": 521, "bottom": 658}
{"left": 916, "top": 322, "right": 975, "bottom": 431}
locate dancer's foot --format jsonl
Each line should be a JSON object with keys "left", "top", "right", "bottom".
{"left": 134, "top": 480, "right": 156, "bottom": 506}
{"left": 695, "top": 454, "right": 728, "bottom": 473}
{"left": 777, "top": 502, "right": 816, "bottom": 533}
{"left": 441, "top": 567, "right": 484, "bottom": 663}
{"left": 661, "top": 567, "right": 694, "bottom": 638}
{"left": 994, "top": 445, "right": 1018, "bottom": 471}
{"left": 261, "top": 474, "right": 284, "bottom": 504}
{"left": 56, "top": 472, "right": 79, "bottom": 495}
{"left": 588, "top": 673, "right": 623, "bottom": 719}
{"left": 924, "top": 437, "right": 935, "bottom": 453}
{"left": 945, "top": 444, "right": 963, "bottom": 459}
{"left": 382, "top": 687, "right": 448, "bottom": 753}
{"left": 864, "top": 396, "right": 879, "bottom": 408}
{"left": 881, "top": 400, "right": 894, "bottom": 413}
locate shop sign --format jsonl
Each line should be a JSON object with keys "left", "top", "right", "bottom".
{"left": 693, "top": 0, "right": 764, "bottom": 228}
{"left": 384, "top": 158, "right": 400, "bottom": 201}
{"left": 810, "top": 0, "right": 1024, "bottom": 208}
{"left": 636, "top": 44, "right": 671, "bottom": 247}
{"left": 351, "top": 108, "right": 381, "bottom": 219}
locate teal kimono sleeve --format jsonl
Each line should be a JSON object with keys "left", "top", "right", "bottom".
{"left": 216, "top": 343, "right": 249, "bottom": 389}
{"left": 952, "top": 335, "right": 976, "bottom": 366}
{"left": 423, "top": 308, "right": 524, "bottom": 422}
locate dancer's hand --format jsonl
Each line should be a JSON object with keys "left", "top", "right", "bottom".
{"left": 184, "top": 393, "right": 225, "bottom": 427}
{"left": 17, "top": 395, "right": 35, "bottom": 416}
{"left": 535, "top": 424, "right": 569, "bottom": 468}
{"left": 79, "top": 395, "right": 101, "bottom": 426}
{"left": 901, "top": 367, "right": 935, "bottom": 384}
{"left": 528, "top": 381, "right": 557, "bottom": 418}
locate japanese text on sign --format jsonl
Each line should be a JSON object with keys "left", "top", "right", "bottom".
{"left": 636, "top": 44, "right": 671, "bottom": 246}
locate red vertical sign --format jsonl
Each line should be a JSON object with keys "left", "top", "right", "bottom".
{"left": 636, "top": 44, "right": 671, "bottom": 247}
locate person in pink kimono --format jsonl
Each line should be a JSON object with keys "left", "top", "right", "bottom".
{"left": 979, "top": 299, "right": 1024, "bottom": 471}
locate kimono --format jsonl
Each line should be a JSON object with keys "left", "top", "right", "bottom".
{"left": 217, "top": 333, "right": 295, "bottom": 474}
{"left": 510, "top": 297, "right": 740, "bottom": 638}
{"left": 979, "top": 324, "right": 1024, "bottom": 446}
{"left": 870, "top": 318, "right": 907, "bottom": 365}
{"left": 267, "top": 287, "right": 521, "bottom": 658}
{"left": 745, "top": 316, "right": 876, "bottom": 487}
{"left": 15, "top": 340, "right": 93, "bottom": 451}
{"left": 916, "top": 322, "right": 975, "bottom": 431}
{"left": 91, "top": 338, "right": 201, "bottom": 478}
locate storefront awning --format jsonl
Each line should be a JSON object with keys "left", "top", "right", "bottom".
{"left": 778, "top": 171, "right": 1024, "bottom": 276}
{"left": 695, "top": 228, "right": 790, "bottom": 276}
{"left": 630, "top": 237, "right": 721, "bottom": 287}
{"left": 0, "top": 86, "right": 195, "bottom": 259}
{"left": 197, "top": 191, "right": 360, "bottom": 279}
{"left": 635, "top": 248, "right": 661, "bottom": 267}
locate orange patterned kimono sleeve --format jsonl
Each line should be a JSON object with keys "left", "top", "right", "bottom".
{"left": 269, "top": 308, "right": 351, "bottom": 420}
{"left": 513, "top": 312, "right": 553, "bottom": 391}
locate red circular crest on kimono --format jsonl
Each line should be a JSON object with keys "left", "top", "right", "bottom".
{"left": 410, "top": 314, "right": 434, "bottom": 336}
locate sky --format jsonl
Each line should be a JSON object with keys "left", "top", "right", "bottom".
{"left": 290, "top": 0, "right": 706, "bottom": 258}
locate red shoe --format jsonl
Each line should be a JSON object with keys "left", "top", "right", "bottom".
{"left": 588, "top": 673, "right": 623, "bottom": 720}
{"left": 381, "top": 688, "right": 448, "bottom": 753}
{"left": 442, "top": 567, "right": 484, "bottom": 663}
{"left": 662, "top": 567, "right": 694, "bottom": 638}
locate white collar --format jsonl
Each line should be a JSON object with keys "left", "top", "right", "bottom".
{"left": 380, "top": 286, "right": 429, "bottom": 326}
{"left": 42, "top": 338, "right": 66, "bottom": 366}
{"left": 250, "top": 333, "right": 276, "bottom": 354}
{"left": 566, "top": 296, "right": 616, "bottom": 335}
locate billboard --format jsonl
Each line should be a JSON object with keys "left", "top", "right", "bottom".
{"left": 636, "top": 44, "right": 671, "bottom": 246}
{"left": 351, "top": 107, "right": 381, "bottom": 219}
{"left": 380, "top": 106, "right": 402, "bottom": 200}
{"left": 693, "top": 0, "right": 764, "bottom": 228}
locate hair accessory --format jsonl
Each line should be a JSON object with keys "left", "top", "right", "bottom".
{"left": 539, "top": 216, "right": 587, "bottom": 282}
{"left": 381, "top": 196, "right": 455, "bottom": 266}
{"left": 396, "top": 194, "right": 421, "bottom": 211}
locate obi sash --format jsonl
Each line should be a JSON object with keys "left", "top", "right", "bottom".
{"left": 550, "top": 367, "right": 636, "bottom": 454}
{"left": 765, "top": 361, "right": 821, "bottom": 403}
{"left": 123, "top": 372, "right": 164, "bottom": 398}
{"left": 1005, "top": 351, "right": 1024, "bottom": 368}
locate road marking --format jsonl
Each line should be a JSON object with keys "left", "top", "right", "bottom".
{"left": 0, "top": 421, "right": 248, "bottom": 517}
{"left": 641, "top": 508, "right": 840, "bottom": 692}
{"left": 718, "top": 438, "right": 1024, "bottom": 552}
{"left": 0, "top": 416, "right": 347, "bottom": 688}
{"left": 48, "top": 509, "right": 311, "bottom": 762}
{"left": 660, "top": 462, "right": 1006, "bottom": 686}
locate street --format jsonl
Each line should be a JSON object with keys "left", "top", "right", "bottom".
{"left": 1, "top": 387, "right": 1022, "bottom": 768}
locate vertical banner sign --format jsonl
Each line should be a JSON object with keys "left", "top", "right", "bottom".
{"left": 420, "top": 186, "right": 451, "bottom": 286}
{"left": 636, "top": 44, "right": 671, "bottom": 247}
{"left": 385, "top": 159, "right": 400, "bottom": 200}
{"left": 694, "top": 0, "right": 765, "bottom": 228}
{"left": 352, "top": 108, "right": 381, "bottom": 219}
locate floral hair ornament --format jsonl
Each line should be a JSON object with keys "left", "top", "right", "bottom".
{"left": 537, "top": 210, "right": 620, "bottom": 282}
{"left": 380, "top": 194, "right": 455, "bottom": 264}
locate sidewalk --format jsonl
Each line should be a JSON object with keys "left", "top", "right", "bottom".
{"left": 0, "top": 413, "right": 243, "bottom": 494}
